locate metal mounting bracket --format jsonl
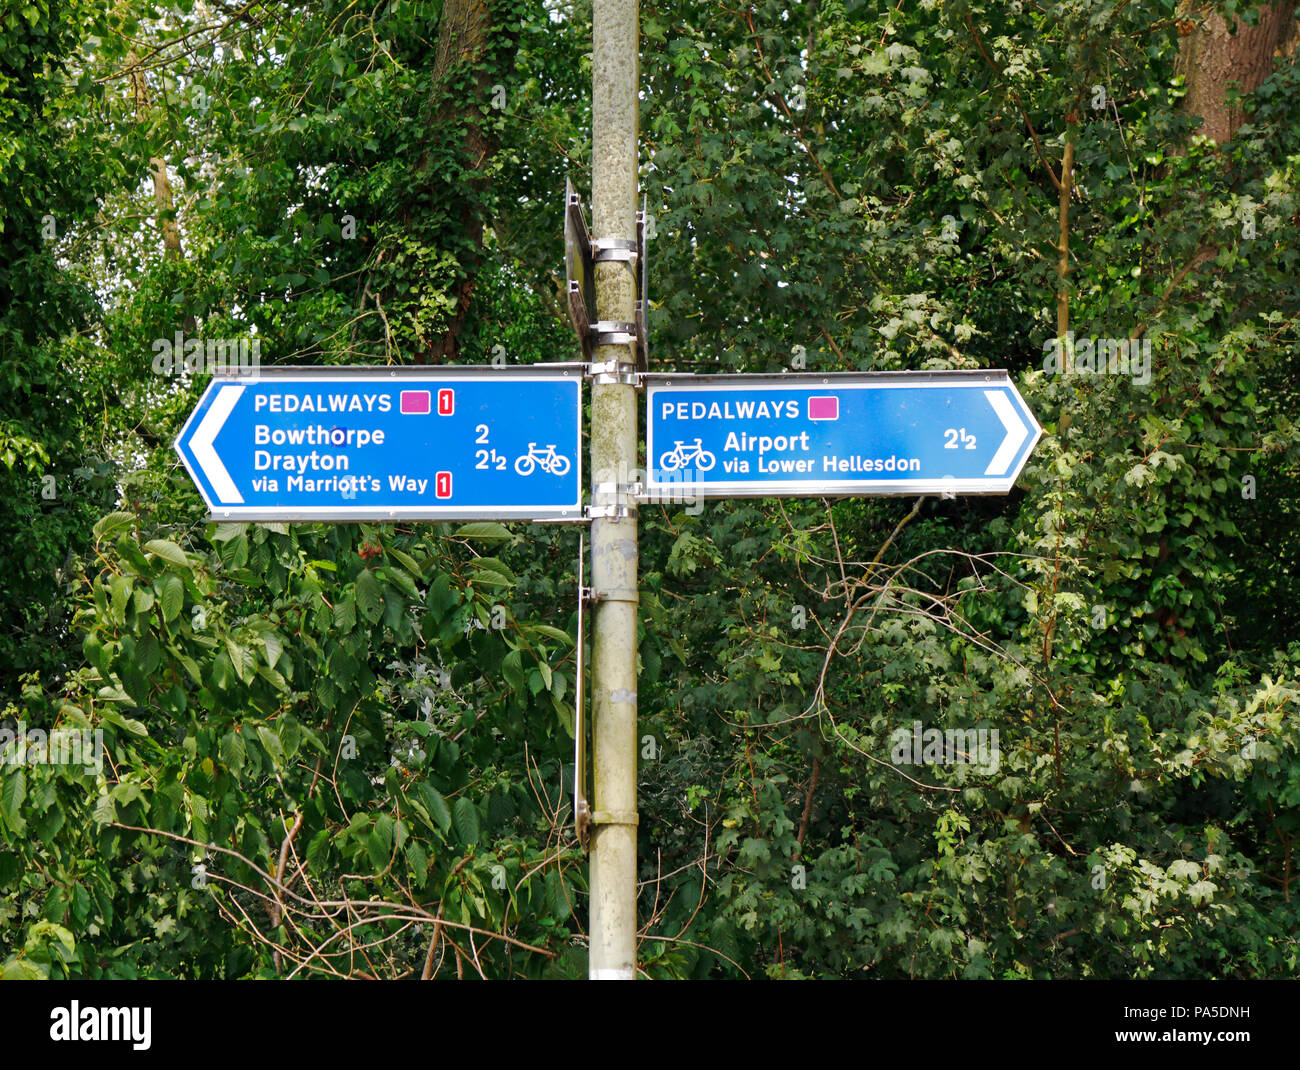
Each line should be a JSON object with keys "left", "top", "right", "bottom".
{"left": 564, "top": 179, "right": 649, "bottom": 371}
{"left": 586, "top": 357, "right": 642, "bottom": 386}
{"left": 590, "top": 480, "right": 644, "bottom": 499}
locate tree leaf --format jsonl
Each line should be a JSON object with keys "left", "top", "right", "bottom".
{"left": 454, "top": 522, "right": 514, "bottom": 541}
{"left": 93, "top": 512, "right": 135, "bottom": 541}
{"left": 1, "top": 768, "right": 27, "bottom": 835}
{"left": 91, "top": 792, "right": 116, "bottom": 825}
{"left": 143, "top": 539, "right": 190, "bottom": 568}
{"left": 501, "top": 649, "right": 525, "bottom": 692}
{"left": 225, "top": 638, "right": 257, "bottom": 684}
{"left": 220, "top": 729, "right": 246, "bottom": 771}
{"left": 158, "top": 574, "right": 184, "bottom": 622}
{"left": 356, "top": 569, "right": 383, "bottom": 624}
{"left": 257, "top": 725, "right": 284, "bottom": 767}
{"left": 262, "top": 632, "right": 284, "bottom": 668}
{"left": 333, "top": 595, "right": 357, "bottom": 632}
{"left": 453, "top": 797, "right": 480, "bottom": 845}
{"left": 530, "top": 624, "right": 573, "bottom": 645}
{"left": 417, "top": 783, "right": 452, "bottom": 833}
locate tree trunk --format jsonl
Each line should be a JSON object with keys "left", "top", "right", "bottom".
{"left": 418, "top": 0, "right": 497, "bottom": 363}
{"left": 127, "top": 50, "right": 196, "bottom": 355}
{"left": 127, "top": 52, "right": 184, "bottom": 260}
{"left": 1177, "top": 1, "right": 1298, "bottom": 144}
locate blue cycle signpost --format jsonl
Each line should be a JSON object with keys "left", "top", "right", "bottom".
{"left": 174, "top": 366, "right": 582, "bottom": 522}
{"left": 175, "top": 366, "right": 1040, "bottom": 516}
{"left": 646, "top": 370, "right": 1041, "bottom": 499}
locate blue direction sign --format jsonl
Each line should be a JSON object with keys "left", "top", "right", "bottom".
{"left": 175, "top": 367, "right": 582, "bottom": 521}
{"left": 646, "top": 371, "right": 1040, "bottom": 498}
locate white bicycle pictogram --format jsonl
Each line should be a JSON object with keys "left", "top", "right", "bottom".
{"left": 658, "top": 438, "right": 716, "bottom": 473}
{"left": 514, "top": 443, "right": 571, "bottom": 477}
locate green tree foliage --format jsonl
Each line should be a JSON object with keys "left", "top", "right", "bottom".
{"left": 0, "top": 0, "right": 127, "bottom": 696}
{"left": 2, "top": 0, "right": 1299, "bottom": 978}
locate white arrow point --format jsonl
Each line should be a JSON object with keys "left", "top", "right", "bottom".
{"left": 984, "top": 390, "right": 1028, "bottom": 477}
{"left": 192, "top": 384, "right": 245, "bottom": 504}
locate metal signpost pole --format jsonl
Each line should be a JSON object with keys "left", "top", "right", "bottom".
{"left": 587, "top": 0, "right": 640, "bottom": 980}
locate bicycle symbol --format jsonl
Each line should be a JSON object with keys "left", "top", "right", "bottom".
{"left": 514, "top": 443, "right": 571, "bottom": 477}
{"left": 658, "top": 438, "right": 716, "bottom": 473}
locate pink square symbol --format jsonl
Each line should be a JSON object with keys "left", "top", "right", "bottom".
{"left": 808, "top": 396, "right": 839, "bottom": 420}
{"left": 400, "top": 390, "right": 431, "bottom": 414}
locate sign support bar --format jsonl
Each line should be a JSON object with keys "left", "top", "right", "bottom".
{"left": 575, "top": 532, "right": 591, "bottom": 851}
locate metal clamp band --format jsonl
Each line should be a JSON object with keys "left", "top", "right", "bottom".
{"left": 592, "top": 239, "right": 638, "bottom": 265}
{"left": 590, "top": 809, "right": 639, "bottom": 827}
{"left": 581, "top": 586, "right": 637, "bottom": 605}
{"left": 593, "top": 370, "right": 641, "bottom": 386}
{"left": 587, "top": 357, "right": 637, "bottom": 374}
{"left": 589, "top": 321, "right": 638, "bottom": 349}
{"left": 585, "top": 503, "right": 636, "bottom": 520}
